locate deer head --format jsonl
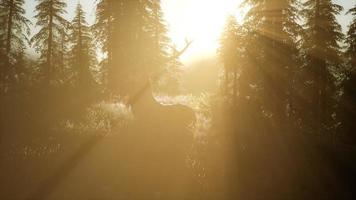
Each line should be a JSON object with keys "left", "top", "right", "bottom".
{"left": 127, "top": 39, "right": 193, "bottom": 106}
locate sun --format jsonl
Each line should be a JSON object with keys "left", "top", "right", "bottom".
{"left": 162, "top": 0, "right": 245, "bottom": 63}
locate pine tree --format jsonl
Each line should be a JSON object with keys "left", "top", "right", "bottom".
{"left": 0, "top": 0, "right": 30, "bottom": 87}
{"left": 0, "top": 0, "right": 6, "bottom": 53}
{"left": 219, "top": 15, "right": 240, "bottom": 101}
{"left": 114, "top": 0, "right": 152, "bottom": 95}
{"left": 31, "top": 0, "right": 68, "bottom": 85}
{"left": 69, "top": 3, "right": 95, "bottom": 88}
{"left": 93, "top": 0, "right": 115, "bottom": 88}
{"left": 301, "top": 0, "right": 344, "bottom": 133}
{"left": 94, "top": 0, "right": 175, "bottom": 95}
{"left": 147, "top": 0, "right": 181, "bottom": 94}
{"left": 337, "top": 4, "right": 356, "bottom": 144}
{"left": 0, "top": 0, "right": 6, "bottom": 86}
{"left": 147, "top": 0, "right": 170, "bottom": 68}
{"left": 346, "top": 5, "right": 356, "bottom": 71}
{"left": 240, "top": 0, "right": 301, "bottom": 127}
{"left": 94, "top": 0, "right": 138, "bottom": 93}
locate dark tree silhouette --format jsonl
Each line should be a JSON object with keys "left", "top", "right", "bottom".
{"left": 0, "top": 0, "right": 30, "bottom": 89}
{"left": 93, "top": 0, "right": 115, "bottom": 87}
{"left": 338, "top": 4, "right": 356, "bottom": 145}
{"left": 219, "top": 15, "right": 239, "bottom": 99}
{"left": 31, "top": 0, "right": 68, "bottom": 85}
{"left": 94, "top": 0, "right": 178, "bottom": 95}
{"left": 212, "top": 1, "right": 351, "bottom": 199}
{"left": 148, "top": 0, "right": 183, "bottom": 94}
{"left": 69, "top": 2, "right": 95, "bottom": 88}
{"left": 346, "top": 5, "right": 356, "bottom": 70}
{"left": 301, "top": 0, "right": 344, "bottom": 134}
{"left": 0, "top": 1, "right": 6, "bottom": 86}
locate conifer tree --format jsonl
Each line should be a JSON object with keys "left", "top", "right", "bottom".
{"left": 337, "top": 5, "right": 356, "bottom": 144}
{"left": 147, "top": 0, "right": 170, "bottom": 68}
{"left": 346, "top": 5, "right": 356, "bottom": 71}
{"left": 94, "top": 0, "right": 124, "bottom": 90}
{"left": 240, "top": 0, "right": 301, "bottom": 126}
{"left": 114, "top": 0, "right": 152, "bottom": 94}
{"left": 0, "top": 0, "right": 30, "bottom": 86}
{"left": 69, "top": 3, "right": 95, "bottom": 87}
{"left": 148, "top": 0, "right": 181, "bottom": 94}
{"left": 0, "top": 1, "right": 6, "bottom": 85}
{"left": 0, "top": 0, "right": 6, "bottom": 57}
{"left": 219, "top": 15, "right": 240, "bottom": 100}
{"left": 95, "top": 0, "right": 176, "bottom": 95}
{"left": 31, "top": 0, "right": 68, "bottom": 85}
{"left": 301, "top": 0, "right": 344, "bottom": 133}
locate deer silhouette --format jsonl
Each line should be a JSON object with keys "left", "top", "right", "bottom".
{"left": 27, "top": 40, "right": 194, "bottom": 200}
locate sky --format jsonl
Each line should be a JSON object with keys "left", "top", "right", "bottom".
{"left": 25, "top": 0, "right": 354, "bottom": 63}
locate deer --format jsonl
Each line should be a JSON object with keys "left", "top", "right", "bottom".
{"left": 27, "top": 39, "right": 194, "bottom": 200}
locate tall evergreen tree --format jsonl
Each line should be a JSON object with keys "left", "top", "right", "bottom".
{"left": 346, "top": 5, "right": 356, "bottom": 71}
{"left": 147, "top": 0, "right": 170, "bottom": 69}
{"left": 216, "top": 3, "right": 302, "bottom": 197}
{"left": 337, "top": 4, "right": 356, "bottom": 144}
{"left": 238, "top": 0, "right": 301, "bottom": 128}
{"left": 94, "top": 0, "right": 176, "bottom": 95}
{"left": 147, "top": 0, "right": 182, "bottom": 94}
{"left": 0, "top": 0, "right": 6, "bottom": 56}
{"left": 69, "top": 3, "right": 95, "bottom": 88}
{"left": 0, "top": 0, "right": 30, "bottom": 87}
{"left": 219, "top": 15, "right": 240, "bottom": 101}
{"left": 94, "top": 0, "right": 116, "bottom": 88}
{"left": 114, "top": 0, "right": 155, "bottom": 95}
{"left": 0, "top": 0, "right": 6, "bottom": 86}
{"left": 31, "top": 0, "right": 68, "bottom": 85}
{"left": 301, "top": 0, "right": 344, "bottom": 133}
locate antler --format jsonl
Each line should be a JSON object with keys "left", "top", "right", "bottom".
{"left": 129, "top": 39, "right": 193, "bottom": 105}
{"left": 165, "top": 38, "right": 193, "bottom": 63}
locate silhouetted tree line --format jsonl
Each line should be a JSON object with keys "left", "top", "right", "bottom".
{"left": 0, "top": 0, "right": 181, "bottom": 92}
{"left": 205, "top": 0, "right": 356, "bottom": 199}
{"left": 0, "top": 0, "right": 181, "bottom": 135}
{"left": 219, "top": 0, "right": 355, "bottom": 144}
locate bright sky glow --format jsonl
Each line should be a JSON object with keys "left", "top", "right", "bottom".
{"left": 162, "top": 0, "right": 245, "bottom": 62}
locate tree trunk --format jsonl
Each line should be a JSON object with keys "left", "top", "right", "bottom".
{"left": 47, "top": 0, "right": 54, "bottom": 85}
{"left": 5, "top": 0, "right": 14, "bottom": 82}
